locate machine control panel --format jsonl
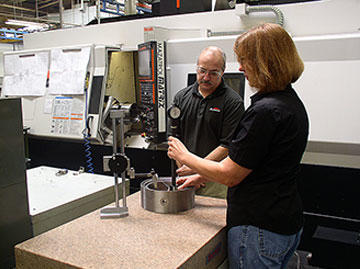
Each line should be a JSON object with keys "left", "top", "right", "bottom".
{"left": 137, "top": 41, "right": 167, "bottom": 143}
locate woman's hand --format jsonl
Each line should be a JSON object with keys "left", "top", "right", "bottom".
{"left": 168, "top": 136, "right": 189, "bottom": 163}
{"left": 177, "top": 174, "right": 206, "bottom": 190}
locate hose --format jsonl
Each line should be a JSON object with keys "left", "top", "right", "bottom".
{"left": 83, "top": 88, "right": 95, "bottom": 173}
{"left": 83, "top": 132, "right": 94, "bottom": 174}
{"left": 246, "top": 5, "right": 284, "bottom": 26}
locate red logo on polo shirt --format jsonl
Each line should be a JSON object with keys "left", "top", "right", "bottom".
{"left": 209, "top": 107, "right": 221, "bottom": 112}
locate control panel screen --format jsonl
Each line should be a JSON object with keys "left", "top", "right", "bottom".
{"left": 138, "top": 49, "right": 151, "bottom": 77}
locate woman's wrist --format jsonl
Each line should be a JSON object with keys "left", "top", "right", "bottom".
{"left": 179, "top": 152, "right": 191, "bottom": 166}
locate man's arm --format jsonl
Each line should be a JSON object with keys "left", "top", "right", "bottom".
{"left": 177, "top": 145, "right": 228, "bottom": 176}
{"left": 168, "top": 137, "right": 252, "bottom": 188}
{"left": 205, "top": 145, "right": 228, "bottom": 161}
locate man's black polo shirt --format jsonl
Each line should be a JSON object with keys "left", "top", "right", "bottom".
{"left": 173, "top": 80, "right": 244, "bottom": 158}
{"left": 228, "top": 85, "right": 309, "bottom": 235}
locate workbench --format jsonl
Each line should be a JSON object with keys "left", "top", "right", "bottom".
{"left": 27, "top": 166, "right": 129, "bottom": 236}
{"left": 15, "top": 191, "right": 227, "bottom": 268}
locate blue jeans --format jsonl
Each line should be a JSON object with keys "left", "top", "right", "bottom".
{"left": 227, "top": 225, "right": 302, "bottom": 269}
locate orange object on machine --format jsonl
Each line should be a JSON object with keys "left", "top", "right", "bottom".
{"left": 46, "top": 70, "right": 50, "bottom": 87}
{"left": 176, "top": 0, "right": 180, "bottom": 9}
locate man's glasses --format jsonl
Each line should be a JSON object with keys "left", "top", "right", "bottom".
{"left": 196, "top": 66, "right": 222, "bottom": 78}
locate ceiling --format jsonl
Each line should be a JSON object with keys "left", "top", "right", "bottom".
{"left": 0, "top": 0, "right": 79, "bottom": 30}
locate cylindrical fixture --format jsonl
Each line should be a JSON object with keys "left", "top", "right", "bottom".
{"left": 141, "top": 178, "right": 195, "bottom": 214}
{"left": 59, "top": 0, "right": 64, "bottom": 28}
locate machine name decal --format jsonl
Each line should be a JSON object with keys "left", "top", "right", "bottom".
{"left": 157, "top": 42, "right": 166, "bottom": 132}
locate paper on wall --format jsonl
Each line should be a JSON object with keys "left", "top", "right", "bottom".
{"left": 2, "top": 52, "right": 49, "bottom": 96}
{"left": 50, "top": 96, "right": 84, "bottom": 135}
{"left": 48, "top": 46, "right": 91, "bottom": 95}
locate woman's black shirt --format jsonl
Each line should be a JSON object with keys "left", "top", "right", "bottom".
{"left": 228, "top": 85, "right": 309, "bottom": 235}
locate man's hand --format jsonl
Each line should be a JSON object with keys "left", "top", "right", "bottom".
{"left": 177, "top": 174, "right": 206, "bottom": 190}
{"left": 177, "top": 165, "right": 195, "bottom": 176}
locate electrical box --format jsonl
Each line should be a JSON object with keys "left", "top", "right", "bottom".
{"left": 0, "top": 98, "right": 32, "bottom": 269}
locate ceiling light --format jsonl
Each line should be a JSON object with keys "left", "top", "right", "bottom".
{"left": 5, "top": 19, "right": 47, "bottom": 28}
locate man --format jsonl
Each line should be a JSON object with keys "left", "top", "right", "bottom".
{"left": 172, "top": 46, "right": 244, "bottom": 198}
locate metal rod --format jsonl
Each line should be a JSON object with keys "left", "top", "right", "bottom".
{"left": 303, "top": 211, "right": 360, "bottom": 223}
{"left": 121, "top": 171, "right": 126, "bottom": 207}
{"left": 59, "top": 0, "right": 63, "bottom": 29}
{"left": 112, "top": 116, "right": 120, "bottom": 208}
{"left": 119, "top": 114, "right": 125, "bottom": 155}
{"left": 96, "top": 0, "right": 101, "bottom": 24}
{"left": 119, "top": 113, "right": 127, "bottom": 207}
{"left": 171, "top": 160, "right": 177, "bottom": 190}
{"left": 39, "top": 0, "right": 59, "bottom": 9}
{"left": 114, "top": 173, "right": 120, "bottom": 207}
{"left": 0, "top": 3, "right": 46, "bottom": 14}
{"left": 112, "top": 116, "right": 118, "bottom": 154}
{"left": 35, "top": 0, "right": 39, "bottom": 17}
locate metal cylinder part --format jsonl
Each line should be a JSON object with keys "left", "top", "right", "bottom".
{"left": 141, "top": 178, "right": 195, "bottom": 214}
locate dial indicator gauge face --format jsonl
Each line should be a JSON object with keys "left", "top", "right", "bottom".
{"left": 169, "top": 106, "right": 181, "bottom": 119}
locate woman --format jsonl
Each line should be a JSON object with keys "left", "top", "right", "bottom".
{"left": 168, "top": 23, "right": 309, "bottom": 269}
